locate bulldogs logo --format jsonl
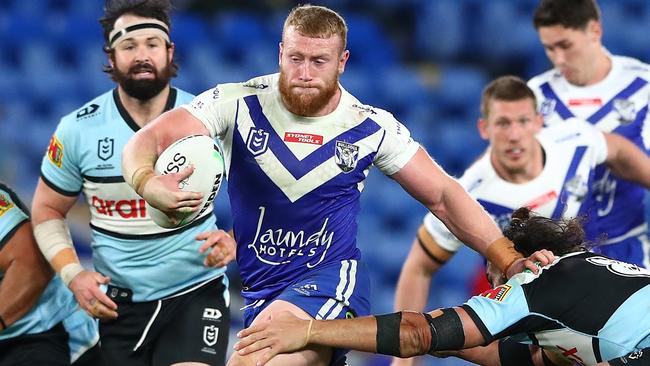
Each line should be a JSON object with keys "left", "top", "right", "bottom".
{"left": 613, "top": 99, "right": 636, "bottom": 124}
{"left": 335, "top": 141, "right": 359, "bottom": 173}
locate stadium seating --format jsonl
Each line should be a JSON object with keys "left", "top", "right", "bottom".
{"left": 2, "top": 1, "right": 648, "bottom": 364}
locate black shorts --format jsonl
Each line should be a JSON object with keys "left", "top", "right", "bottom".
{"left": 99, "top": 275, "right": 230, "bottom": 366}
{"left": 0, "top": 322, "right": 69, "bottom": 366}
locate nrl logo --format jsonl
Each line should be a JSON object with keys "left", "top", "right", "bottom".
{"left": 97, "top": 137, "right": 114, "bottom": 161}
{"left": 335, "top": 141, "right": 359, "bottom": 173}
{"left": 246, "top": 127, "right": 270, "bottom": 156}
{"left": 203, "top": 325, "right": 219, "bottom": 346}
{"left": 613, "top": 99, "right": 636, "bottom": 124}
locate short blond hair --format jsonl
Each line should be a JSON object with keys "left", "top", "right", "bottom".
{"left": 283, "top": 4, "right": 348, "bottom": 52}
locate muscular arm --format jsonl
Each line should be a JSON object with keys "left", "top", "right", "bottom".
{"left": 395, "top": 227, "right": 454, "bottom": 312}
{"left": 122, "top": 108, "right": 209, "bottom": 194}
{"left": 0, "top": 222, "right": 53, "bottom": 328}
{"left": 391, "top": 148, "right": 520, "bottom": 274}
{"left": 235, "top": 307, "right": 487, "bottom": 365}
{"left": 31, "top": 179, "right": 80, "bottom": 273}
{"left": 604, "top": 132, "right": 650, "bottom": 187}
{"left": 32, "top": 179, "right": 118, "bottom": 319}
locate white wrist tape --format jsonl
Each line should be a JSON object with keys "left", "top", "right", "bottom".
{"left": 33, "top": 219, "right": 76, "bottom": 262}
{"left": 60, "top": 263, "right": 85, "bottom": 286}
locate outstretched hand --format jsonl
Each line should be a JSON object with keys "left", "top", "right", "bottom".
{"left": 234, "top": 312, "right": 313, "bottom": 365}
{"left": 505, "top": 249, "right": 555, "bottom": 279}
{"left": 68, "top": 270, "right": 118, "bottom": 320}
{"left": 197, "top": 230, "right": 236, "bottom": 268}
{"left": 141, "top": 165, "right": 204, "bottom": 214}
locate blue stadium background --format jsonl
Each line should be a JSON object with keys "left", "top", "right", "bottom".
{"left": 1, "top": 0, "right": 649, "bottom": 364}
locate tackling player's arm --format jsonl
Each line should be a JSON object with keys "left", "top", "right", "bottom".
{"left": 390, "top": 148, "right": 547, "bottom": 277}
{"left": 0, "top": 222, "right": 52, "bottom": 331}
{"left": 234, "top": 307, "right": 486, "bottom": 365}
{"left": 31, "top": 180, "right": 117, "bottom": 319}
{"left": 122, "top": 108, "right": 209, "bottom": 216}
{"left": 603, "top": 132, "right": 650, "bottom": 188}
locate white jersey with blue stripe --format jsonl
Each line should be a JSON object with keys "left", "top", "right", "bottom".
{"left": 183, "top": 73, "right": 420, "bottom": 300}
{"left": 463, "top": 251, "right": 650, "bottom": 365}
{"left": 0, "top": 183, "right": 98, "bottom": 361}
{"left": 528, "top": 54, "right": 650, "bottom": 244}
{"left": 40, "top": 88, "right": 226, "bottom": 302}
{"left": 423, "top": 121, "right": 607, "bottom": 252}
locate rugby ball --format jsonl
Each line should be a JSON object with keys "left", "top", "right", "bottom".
{"left": 147, "top": 135, "right": 225, "bottom": 228}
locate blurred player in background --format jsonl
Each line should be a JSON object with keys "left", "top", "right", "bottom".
{"left": 234, "top": 207, "right": 650, "bottom": 366}
{"left": 30, "top": 1, "right": 234, "bottom": 365}
{"left": 391, "top": 75, "right": 650, "bottom": 366}
{"left": 0, "top": 183, "right": 99, "bottom": 365}
{"left": 122, "top": 5, "right": 548, "bottom": 366}
{"left": 528, "top": 0, "right": 650, "bottom": 268}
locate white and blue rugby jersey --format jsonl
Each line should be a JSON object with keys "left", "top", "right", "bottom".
{"left": 183, "top": 73, "right": 420, "bottom": 300}
{"left": 0, "top": 184, "right": 92, "bottom": 342}
{"left": 463, "top": 251, "right": 650, "bottom": 365}
{"left": 423, "top": 121, "right": 607, "bottom": 253}
{"left": 40, "top": 89, "right": 226, "bottom": 301}
{"left": 528, "top": 54, "right": 650, "bottom": 244}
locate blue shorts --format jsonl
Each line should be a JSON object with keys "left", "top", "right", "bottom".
{"left": 242, "top": 259, "right": 371, "bottom": 364}
{"left": 593, "top": 232, "right": 650, "bottom": 269}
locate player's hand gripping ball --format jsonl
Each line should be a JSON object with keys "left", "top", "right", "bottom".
{"left": 148, "top": 135, "right": 225, "bottom": 228}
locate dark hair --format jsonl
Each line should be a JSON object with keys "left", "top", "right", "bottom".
{"left": 533, "top": 0, "right": 601, "bottom": 30}
{"left": 503, "top": 207, "right": 588, "bottom": 257}
{"left": 99, "top": 0, "right": 178, "bottom": 77}
{"left": 480, "top": 75, "right": 537, "bottom": 119}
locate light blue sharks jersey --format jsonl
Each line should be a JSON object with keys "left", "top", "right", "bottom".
{"left": 183, "top": 74, "right": 420, "bottom": 301}
{"left": 529, "top": 55, "right": 650, "bottom": 248}
{"left": 464, "top": 251, "right": 650, "bottom": 365}
{"left": 0, "top": 183, "right": 98, "bottom": 362}
{"left": 40, "top": 88, "right": 227, "bottom": 302}
{"left": 422, "top": 121, "right": 607, "bottom": 253}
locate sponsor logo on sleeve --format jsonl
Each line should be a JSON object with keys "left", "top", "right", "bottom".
{"left": 0, "top": 194, "right": 15, "bottom": 216}
{"left": 76, "top": 104, "right": 100, "bottom": 120}
{"left": 47, "top": 135, "right": 64, "bottom": 168}
{"left": 334, "top": 141, "right": 359, "bottom": 173}
{"left": 479, "top": 284, "right": 512, "bottom": 302}
{"left": 243, "top": 82, "right": 269, "bottom": 90}
{"left": 284, "top": 132, "right": 324, "bottom": 145}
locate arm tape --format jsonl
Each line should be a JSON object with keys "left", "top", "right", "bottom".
{"left": 423, "top": 308, "right": 465, "bottom": 352}
{"left": 485, "top": 237, "right": 522, "bottom": 276}
{"left": 33, "top": 219, "right": 74, "bottom": 262}
{"left": 498, "top": 339, "right": 535, "bottom": 366}
{"left": 375, "top": 312, "right": 402, "bottom": 357}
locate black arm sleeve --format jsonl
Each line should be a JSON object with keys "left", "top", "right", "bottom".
{"left": 498, "top": 339, "right": 535, "bottom": 366}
